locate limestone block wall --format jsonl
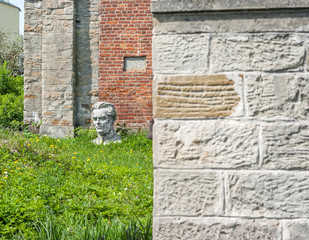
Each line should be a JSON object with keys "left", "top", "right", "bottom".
{"left": 152, "top": 2, "right": 309, "bottom": 239}
{"left": 24, "top": 0, "right": 43, "bottom": 125}
{"left": 75, "top": 0, "right": 99, "bottom": 127}
{"left": 24, "top": 0, "right": 99, "bottom": 137}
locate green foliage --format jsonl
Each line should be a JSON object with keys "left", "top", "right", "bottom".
{"left": 0, "top": 63, "right": 24, "bottom": 128}
{"left": 0, "top": 129, "right": 153, "bottom": 239}
{"left": 14, "top": 213, "right": 152, "bottom": 240}
{"left": 0, "top": 31, "right": 23, "bottom": 76}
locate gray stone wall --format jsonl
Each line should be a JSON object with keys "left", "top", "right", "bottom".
{"left": 75, "top": 0, "right": 99, "bottom": 127}
{"left": 24, "top": 0, "right": 43, "bottom": 125}
{"left": 152, "top": 2, "right": 309, "bottom": 239}
{"left": 24, "top": 0, "right": 99, "bottom": 137}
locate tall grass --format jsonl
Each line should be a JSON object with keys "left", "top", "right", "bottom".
{"left": 0, "top": 128, "right": 153, "bottom": 239}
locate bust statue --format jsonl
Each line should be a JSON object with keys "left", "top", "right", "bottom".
{"left": 92, "top": 102, "right": 121, "bottom": 145}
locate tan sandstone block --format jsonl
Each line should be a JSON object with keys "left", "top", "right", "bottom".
{"left": 153, "top": 34, "right": 209, "bottom": 74}
{"left": 262, "top": 124, "right": 309, "bottom": 170}
{"left": 211, "top": 34, "right": 305, "bottom": 72}
{"left": 153, "top": 120, "right": 259, "bottom": 169}
{"left": 154, "top": 74, "right": 242, "bottom": 118}
{"left": 245, "top": 74, "right": 309, "bottom": 119}
{"left": 226, "top": 171, "right": 309, "bottom": 218}
{"left": 283, "top": 220, "right": 309, "bottom": 240}
{"left": 154, "top": 170, "right": 223, "bottom": 216}
{"left": 154, "top": 217, "right": 281, "bottom": 240}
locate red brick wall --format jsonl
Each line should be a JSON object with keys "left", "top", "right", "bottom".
{"left": 99, "top": 0, "right": 153, "bottom": 129}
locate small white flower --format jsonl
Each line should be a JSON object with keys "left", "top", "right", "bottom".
{"left": 124, "top": 188, "right": 128, "bottom": 191}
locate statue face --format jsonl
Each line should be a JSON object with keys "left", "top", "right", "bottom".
{"left": 92, "top": 109, "right": 113, "bottom": 135}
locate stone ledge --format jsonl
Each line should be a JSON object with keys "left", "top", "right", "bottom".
{"left": 151, "top": 0, "right": 309, "bottom": 13}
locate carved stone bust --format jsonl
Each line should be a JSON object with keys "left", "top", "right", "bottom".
{"left": 92, "top": 102, "right": 121, "bottom": 145}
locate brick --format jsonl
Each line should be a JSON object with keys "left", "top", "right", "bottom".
{"left": 98, "top": 0, "right": 152, "bottom": 128}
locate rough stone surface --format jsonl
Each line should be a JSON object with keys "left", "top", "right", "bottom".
{"left": 153, "top": 10, "right": 309, "bottom": 35}
{"left": 40, "top": 125, "right": 75, "bottom": 139}
{"left": 152, "top": 0, "right": 309, "bottom": 12}
{"left": 153, "top": 74, "right": 242, "bottom": 118}
{"left": 154, "top": 170, "right": 223, "bottom": 216}
{"left": 262, "top": 124, "right": 309, "bottom": 170}
{"left": 152, "top": 1, "right": 309, "bottom": 239}
{"left": 153, "top": 218, "right": 281, "bottom": 240}
{"left": 226, "top": 172, "right": 309, "bottom": 218}
{"left": 306, "top": 44, "right": 309, "bottom": 71}
{"left": 23, "top": 0, "right": 43, "bottom": 124}
{"left": 245, "top": 74, "right": 309, "bottom": 119}
{"left": 40, "top": 0, "right": 76, "bottom": 137}
{"left": 124, "top": 57, "right": 147, "bottom": 72}
{"left": 283, "top": 220, "right": 309, "bottom": 240}
{"left": 210, "top": 34, "right": 305, "bottom": 72}
{"left": 153, "top": 34, "right": 209, "bottom": 74}
{"left": 153, "top": 120, "right": 259, "bottom": 169}
{"left": 75, "top": 0, "right": 99, "bottom": 127}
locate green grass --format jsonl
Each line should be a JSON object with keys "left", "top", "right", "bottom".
{"left": 0, "top": 128, "right": 153, "bottom": 239}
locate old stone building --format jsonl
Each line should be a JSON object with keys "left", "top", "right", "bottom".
{"left": 24, "top": 0, "right": 152, "bottom": 138}
{"left": 25, "top": 0, "right": 309, "bottom": 239}
{"left": 152, "top": 0, "right": 309, "bottom": 239}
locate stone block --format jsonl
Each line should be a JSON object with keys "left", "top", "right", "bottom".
{"left": 226, "top": 171, "right": 309, "bottom": 218}
{"left": 245, "top": 74, "right": 309, "bottom": 119}
{"left": 153, "top": 120, "right": 259, "bottom": 169}
{"left": 262, "top": 124, "right": 309, "bottom": 170}
{"left": 154, "top": 217, "right": 281, "bottom": 240}
{"left": 154, "top": 170, "right": 223, "bottom": 216}
{"left": 153, "top": 10, "right": 309, "bottom": 35}
{"left": 151, "top": 0, "right": 309, "bottom": 12}
{"left": 283, "top": 220, "right": 309, "bottom": 240}
{"left": 153, "top": 34, "right": 209, "bottom": 74}
{"left": 210, "top": 34, "right": 305, "bottom": 72}
{"left": 153, "top": 74, "right": 243, "bottom": 118}
{"left": 42, "top": 0, "right": 73, "bottom": 10}
{"left": 40, "top": 125, "right": 74, "bottom": 138}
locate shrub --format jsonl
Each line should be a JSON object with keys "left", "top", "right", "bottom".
{"left": 0, "top": 31, "right": 23, "bottom": 76}
{"left": 0, "top": 63, "right": 23, "bottom": 128}
{"left": 0, "top": 129, "right": 153, "bottom": 239}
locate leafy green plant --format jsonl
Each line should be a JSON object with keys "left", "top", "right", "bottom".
{"left": 0, "top": 31, "right": 23, "bottom": 76}
{"left": 116, "top": 123, "right": 132, "bottom": 137}
{"left": 0, "top": 63, "right": 23, "bottom": 128}
{"left": 0, "top": 128, "right": 153, "bottom": 239}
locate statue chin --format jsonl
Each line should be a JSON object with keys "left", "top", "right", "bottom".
{"left": 92, "top": 134, "right": 121, "bottom": 145}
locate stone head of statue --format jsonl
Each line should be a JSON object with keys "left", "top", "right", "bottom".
{"left": 92, "top": 102, "right": 121, "bottom": 144}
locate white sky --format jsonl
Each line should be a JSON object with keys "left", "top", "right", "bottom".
{"left": 7, "top": 0, "right": 24, "bottom": 35}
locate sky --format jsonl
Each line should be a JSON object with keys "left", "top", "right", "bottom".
{"left": 7, "top": 0, "right": 24, "bottom": 35}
